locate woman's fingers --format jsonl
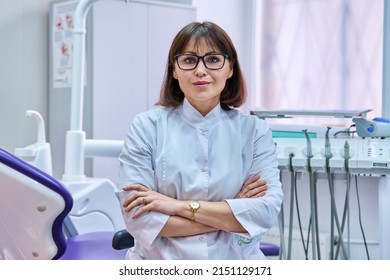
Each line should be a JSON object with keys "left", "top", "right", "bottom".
{"left": 122, "top": 192, "right": 147, "bottom": 209}
{"left": 122, "top": 184, "right": 148, "bottom": 192}
{"left": 242, "top": 174, "right": 260, "bottom": 188}
{"left": 245, "top": 183, "right": 267, "bottom": 198}
{"left": 237, "top": 176, "right": 268, "bottom": 198}
{"left": 131, "top": 202, "right": 152, "bottom": 218}
{"left": 235, "top": 175, "right": 260, "bottom": 198}
{"left": 123, "top": 191, "right": 179, "bottom": 218}
{"left": 121, "top": 184, "right": 150, "bottom": 209}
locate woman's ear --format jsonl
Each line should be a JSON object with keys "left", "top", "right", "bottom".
{"left": 227, "top": 69, "right": 233, "bottom": 79}
{"left": 173, "top": 71, "right": 178, "bottom": 79}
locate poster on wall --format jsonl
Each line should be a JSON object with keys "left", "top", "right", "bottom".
{"left": 51, "top": 0, "right": 83, "bottom": 88}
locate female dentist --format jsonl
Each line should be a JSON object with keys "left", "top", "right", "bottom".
{"left": 117, "top": 21, "right": 283, "bottom": 260}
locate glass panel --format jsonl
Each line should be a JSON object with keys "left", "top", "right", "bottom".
{"left": 258, "top": 0, "right": 384, "bottom": 126}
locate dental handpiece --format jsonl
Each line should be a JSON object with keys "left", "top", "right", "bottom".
{"left": 303, "top": 129, "right": 313, "bottom": 158}
{"left": 325, "top": 127, "right": 332, "bottom": 159}
{"left": 344, "top": 140, "right": 350, "bottom": 169}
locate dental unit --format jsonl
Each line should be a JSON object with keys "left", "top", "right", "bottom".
{"left": 250, "top": 108, "right": 390, "bottom": 259}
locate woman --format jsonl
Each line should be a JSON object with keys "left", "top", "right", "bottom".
{"left": 116, "top": 21, "right": 283, "bottom": 260}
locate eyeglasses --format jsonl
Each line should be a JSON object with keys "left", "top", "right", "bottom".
{"left": 174, "top": 53, "right": 228, "bottom": 70}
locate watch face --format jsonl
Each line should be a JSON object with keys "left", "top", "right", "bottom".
{"left": 190, "top": 201, "right": 200, "bottom": 210}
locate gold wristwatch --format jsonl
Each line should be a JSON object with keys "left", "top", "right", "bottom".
{"left": 189, "top": 201, "right": 200, "bottom": 221}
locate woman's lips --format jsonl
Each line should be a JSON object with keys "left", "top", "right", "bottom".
{"left": 193, "top": 81, "right": 210, "bottom": 86}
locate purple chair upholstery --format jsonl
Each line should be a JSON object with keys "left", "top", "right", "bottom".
{"left": 60, "top": 232, "right": 127, "bottom": 260}
{"left": 0, "top": 148, "right": 126, "bottom": 260}
{"left": 260, "top": 242, "right": 280, "bottom": 256}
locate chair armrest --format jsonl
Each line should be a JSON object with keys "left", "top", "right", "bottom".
{"left": 112, "top": 229, "right": 135, "bottom": 250}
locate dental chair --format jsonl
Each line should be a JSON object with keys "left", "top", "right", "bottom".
{"left": 0, "top": 147, "right": 129, "bottom": 260}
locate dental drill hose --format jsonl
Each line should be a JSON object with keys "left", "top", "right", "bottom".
{"left": 327, "top": 172, "right": 349, "bottom": 259}
{"left": 277, "top": 142, "right": 287, "bottom": 260}
{"left": 335, "top": 140, "right": 352, "bottom": 259}
{"left": 325, "top": 127, "right": 335, "bottom": 259}
{"left": 303, "top": 129, "right": 320, "bottom": 259}
{"left": 324, "top": 128, "right": 350, "bottom": 259}
{"left": 287, "top": 153, "right": 295, "bottom": 259}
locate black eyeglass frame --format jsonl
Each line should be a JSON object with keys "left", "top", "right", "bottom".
{"left": 174, "top": 53, "right": 229, "bottom": 70}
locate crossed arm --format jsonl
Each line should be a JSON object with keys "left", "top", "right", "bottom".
{"left": 121, "top": 175, "right": 267, "bottom": 238}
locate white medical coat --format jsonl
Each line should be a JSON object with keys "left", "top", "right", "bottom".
{"left": 117, "top": 99, "right": 283, "bottom": 259}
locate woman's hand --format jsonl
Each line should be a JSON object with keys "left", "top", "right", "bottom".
{"left": 234, "top": 174, "right": 267, "bottom": 199}
{"left": 122, "top": 184, "right": 181, "bottom": 219}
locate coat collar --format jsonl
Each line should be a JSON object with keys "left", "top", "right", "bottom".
{"left": 181, "top": 98, "right": 222, "bottom": 127}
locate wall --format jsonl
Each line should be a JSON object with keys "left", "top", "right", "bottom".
{"left": 0, "top": 0, "right": 52, "bottom": 153}
{"left": 0, "top": 0, "right": 252, "bottom": 160}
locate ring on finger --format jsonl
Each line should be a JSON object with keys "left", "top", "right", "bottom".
{"left": 143, "top": 197, "right": 147, "bottom": 204}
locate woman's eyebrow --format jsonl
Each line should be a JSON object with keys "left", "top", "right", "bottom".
{"left": 181, "top": 50, "right": 220, "bottom": 55}
{"left": 181, "top": 51, "right": 197, "bottom": 55}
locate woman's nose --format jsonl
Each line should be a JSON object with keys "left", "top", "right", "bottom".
{"left": 194, "top": 60, "right": 207, "bottom": 76}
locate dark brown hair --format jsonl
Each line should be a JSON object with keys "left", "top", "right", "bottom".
{"left": 158, "top": 21, "right": 247, "bottom": 110}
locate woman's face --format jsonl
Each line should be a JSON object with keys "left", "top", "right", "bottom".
{"left": 173, "top": 39, "right": 233, "bottom": 116}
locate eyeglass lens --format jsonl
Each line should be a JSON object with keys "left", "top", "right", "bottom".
{"left": 176, "top": 54, "right": 226, "bottom": 70}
